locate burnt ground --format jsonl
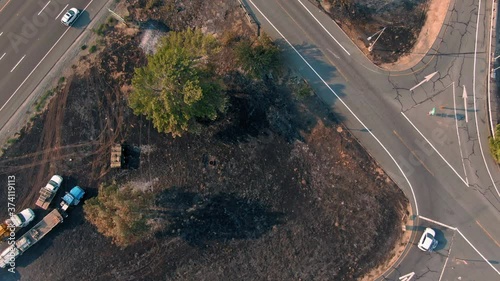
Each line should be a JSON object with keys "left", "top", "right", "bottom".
{"left": 0, "top": 0, "right": 410, "bottom": 280}
{"left": 313, "top": 0, "right": 429, "bottom": 64}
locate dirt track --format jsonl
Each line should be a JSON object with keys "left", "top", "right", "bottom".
{"left": 0, "top": 1, "right": 415, "bottom": 280}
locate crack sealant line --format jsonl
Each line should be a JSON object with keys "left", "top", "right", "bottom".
{"left": 473, "top": 0, "right": 500, "bottom": 198}
{"left": 457, "top": 228, "right": 500, "bottom": 275}
{"left": 247, "top": 0, "right": 419, "bottom": 215}
{"left": 452, "top": 82, "right": 469, "bottom": 185}
{"left": 401, "top": 112, "right": 468, "bottom": 186}
{"left": 438, "top": 232, "right": 455, "bottom": 281}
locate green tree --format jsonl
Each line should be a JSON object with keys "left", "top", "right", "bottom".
{"left": 84, "top": 182, "right": 154, "bottom": 247}
{"left": 235, "top": 34, "right": 282, "bottom": 78}
{"left": 489, "top": 124, "right": 500, "bottom": 163}
{"left": 129, "top": 29, "right": 226, "bottom": 137}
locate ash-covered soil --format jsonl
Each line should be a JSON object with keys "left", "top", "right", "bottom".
{"left": 0, "top": 1, "right": 409, "bottom": 280}
{"left": 313, "top": 0, "right": 430, "bottom": 64}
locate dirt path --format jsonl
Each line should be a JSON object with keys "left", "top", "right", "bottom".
{"left": 380, "top": 0, "right": 452, "bottom": 71}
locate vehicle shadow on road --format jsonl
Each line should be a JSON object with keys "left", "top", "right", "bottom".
{"left": 433, "top": 228, "right": 448, "bottom": 251}
{"left": 72, "top": 11, "right": 91, "bottom": 29}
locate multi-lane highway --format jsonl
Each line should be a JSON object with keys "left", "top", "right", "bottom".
{"left": 245, "top": 0, "right": 500, "bottom": 280}
{"left": 0, "top": 0, "right": 108, "bottom": 136}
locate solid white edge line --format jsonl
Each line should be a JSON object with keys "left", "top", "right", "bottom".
{"left": 401, "top": 112, "right": 468, "bottom": 185}
{"left": 0, "top": 53, "right": 5, "bottom": 60}
{"left": 472, "top": 0, "right": 500, "bottom": 198}
{"left": 420, "top": 215, "right": 500, "bottom": 275}
{"left": 247, "top": 0, "right": 419, "bottom": 215}
{"left": 38, "top": 1, "right": 50, "bottom": 16}
{"left": 0, "top": 0, "right": 95, "bottom": 113}
{"left": 55, "top": 4, "right": 68, "bottom": 20}
{"left": 10, "top": 55, "right": 26, "bottom": 72}
{"left": 296, "top": 0, "right": 350, "bottom": 56}
{"left": 438, "top": 232, "right": 455, "bottom": 281}
{"left": 457, "top": 228, "right": 500, "bottom": 275}
{"left": 488, "top": 0, "right": 495, "bottom": 138}
{"left": 418, "top": 215, "right": 457, "bottom": 230}
{"left": 452, "top": 83, "right": 469, "bottom": 185}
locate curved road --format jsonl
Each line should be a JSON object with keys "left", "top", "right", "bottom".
{"left": 244, "top": 0, "right": 500, "bottom": 280}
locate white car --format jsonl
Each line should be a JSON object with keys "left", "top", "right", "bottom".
{"left": 418, "top": 227, "right": 438, "bottom": 251}
{"left": 61, "top": 8, "right": 80, "bottom": 26}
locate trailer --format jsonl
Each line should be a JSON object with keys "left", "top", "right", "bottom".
{"left": 110, "top": 143, "right": 124, "bottom": 168}
{"left": 36, "top": 175, "right": 63, "bottom": 210}
{"left": 0, "top": 209, "right": 63, "bottom": 268}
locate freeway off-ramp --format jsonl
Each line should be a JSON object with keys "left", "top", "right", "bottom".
{"left": 245, "top": 0, "right": 500, "bottom": 280}
{"left": 0, "top": 0, "right": 108, "bottom": 136}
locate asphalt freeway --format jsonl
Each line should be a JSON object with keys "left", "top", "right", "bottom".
{"left": 0, "top": 0, "right": 108, "bottom": 133}
{"left": 244, "top": 0, "right": 500, "bottom": 280}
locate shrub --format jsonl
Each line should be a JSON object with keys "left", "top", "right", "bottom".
{"left": 489, "top": 124, "right": 500, "bottom": 163}
{"left": 235, "top": 33, "right": 282, "bottom": 78}
{"left": 84, "top": 182, "right": 154, "bottom": 247}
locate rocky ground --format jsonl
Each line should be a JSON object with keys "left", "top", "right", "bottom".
{"left": 0, "top": 0, "right": 422, "bottom": 280}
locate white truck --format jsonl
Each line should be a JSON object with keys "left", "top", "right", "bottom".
{"left": 0, "top": 209, "right": 64, "bottom": 268}
{"left": 0, "top": 209, "right": 35, "bottom": 240}
{"left": 36, "top": 175, "right": 63, "bottom": 210}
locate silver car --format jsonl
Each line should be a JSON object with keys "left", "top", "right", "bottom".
{"left": 61, "top": 8, "right": 80, "bottom": 26}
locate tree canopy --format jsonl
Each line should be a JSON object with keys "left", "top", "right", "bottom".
{"left": 235, "top": 34, "right": 281, "bottom": 78}
{"left": 129, "top": 29, "right": 226, "bottom": 137}
{"left": 84, "top": 182, "right": 154, "bottom": 247}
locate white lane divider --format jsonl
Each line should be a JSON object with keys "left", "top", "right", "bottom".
{"left": 55, "top": 4, "right": 68, "bottom": 20}
{"left": 418, "top": 215, "right": 457, "bottom": 230}
{"left": 296, "top": 0, "right": 350, "bottom": 55}
{"left": 0, "top": 53, "right": 5, "bottom": 61}
{"left": 10, "top": 55, "right": 25, "bottom": 72}
{"left": 247, "top": 0, "right": 419, "bottom": 215}
{"left": 38, "top": 1, "right": 51, "bottom": 16}
{"left": 401, "top": 112, "right": 468, "bottom": 185}
{"left": 457, "top": 228, "right": 500, "bottom": 275}
{"left": 0, "top": 32, "right": 3, "bottom": 37}
{"left": 0, "top": 0, "right": 95, "bottom": 113}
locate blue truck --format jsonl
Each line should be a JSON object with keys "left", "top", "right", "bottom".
{"left": 0, "top": 186, "right": 85, "bottom": 269}
{"left": 60, "top": 186, "right": 85, "bottom": 211}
